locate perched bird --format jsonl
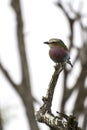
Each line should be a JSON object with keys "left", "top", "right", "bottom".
{"left": 44, "top": 38, "right": 73, "bottom": 67}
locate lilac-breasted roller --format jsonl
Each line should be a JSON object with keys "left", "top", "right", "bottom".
{"left": 44, "top": 38, "right": 73, "bottom": 67}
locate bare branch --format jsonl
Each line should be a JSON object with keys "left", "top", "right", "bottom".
{"left": 0, "top": 63, "right": 21, "bottom": 94}
{"left": 10, "top": 0, "right": 40, "bottom": 130}
{"left": 36, "top": 110, "right": 82, "bottom": 130}
{"left": 41, "top": 64, "right": 64, "bottom": 113}
{"left": 36, "top": 64, "right": 81, "bottom": 129}
{"left": 36, "top": 111, "right": 66, "bottom": 130}
{"left": 11, "top": 0, "right": 30, "bottom": 83}
{"left": 55, "top": 2, "right": 87, "bottom": 129}
{"left": 55, "top": 1, "right": 75, "bottom": 49}
{"left": 0, "top": 111, "right": 3, "bottom": 130}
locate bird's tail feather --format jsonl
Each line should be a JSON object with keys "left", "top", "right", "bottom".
{"left": 67, "top": 60, "right": 73, "bottom": 67}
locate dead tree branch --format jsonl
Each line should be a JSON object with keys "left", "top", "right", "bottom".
{"left": 36, "top": 64, "right": 81, "bottom": 130}
{"left": 55, "top": 1, "right": 87, "bottom": 129}
{"left": 1, "top": 0, "right": 40, "bottom": 130}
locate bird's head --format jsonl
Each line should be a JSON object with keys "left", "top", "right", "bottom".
{"left": 44, "top": 38, "right": 68, "bottom": 50}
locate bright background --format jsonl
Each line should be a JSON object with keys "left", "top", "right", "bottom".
{"left": 0, "top": 0, "right": 86, "bottom": 130}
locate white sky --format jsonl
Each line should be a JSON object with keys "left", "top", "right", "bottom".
{"left": 0, "top": 0, "right": 86, "bottom": 130}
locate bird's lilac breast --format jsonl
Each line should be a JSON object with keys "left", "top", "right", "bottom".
{"left": 49, "top": 46, "right": 70, "bottom": 63}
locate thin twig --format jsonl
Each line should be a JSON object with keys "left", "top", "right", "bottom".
{"left": 0, "top": 63, "right": 21, "bottom": 93}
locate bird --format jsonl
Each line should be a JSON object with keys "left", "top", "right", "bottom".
{"left": 44, "top": 38, "right": 73, "bottom": 67}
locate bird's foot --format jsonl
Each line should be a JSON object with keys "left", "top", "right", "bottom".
{"left": 54, "top": 63, "right": 65, "bottom": 69}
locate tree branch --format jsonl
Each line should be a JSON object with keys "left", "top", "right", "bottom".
{"left": 0, "top": 111, "right": 3, "bottom": 130}
{"left": 36, "top": 64, "right": 81, "bottom": 130}
{"left": 0, "top": 63, "right": 21, "bottom": 94}
{"left": 10, "top": 1, "right": 40, "bottom": 130}
{"left": 41, "top": 64, "right": 64, "bottom": 113}
{"left": 11, "top": 0, "right": 30, "bottom": 83}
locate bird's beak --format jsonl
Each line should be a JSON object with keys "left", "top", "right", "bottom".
{"left": 44, "top": 41, "right": 49, "bottom": 44}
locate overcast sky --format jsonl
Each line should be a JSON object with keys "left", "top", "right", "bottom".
{"left": 0, "top": 0, "right": 86, "bottom": 130}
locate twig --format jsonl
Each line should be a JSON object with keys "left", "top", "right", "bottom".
{"left": 0, "top": 63, "right": 21, "bottom": 94}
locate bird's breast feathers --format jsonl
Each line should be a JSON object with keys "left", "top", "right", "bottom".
{"left": 49, "top": 46, "right": 70, "bottom": 63}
